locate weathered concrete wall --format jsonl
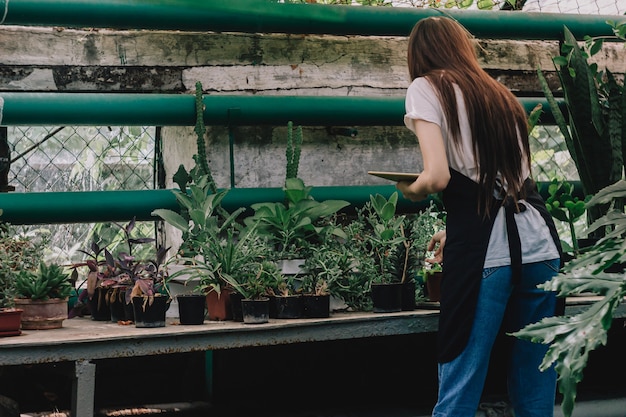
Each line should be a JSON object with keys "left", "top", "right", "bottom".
{"left": 1, "top": 25, "right": 625, "bottom": 191}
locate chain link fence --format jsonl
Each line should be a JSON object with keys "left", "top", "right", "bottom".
{"left": 8, "top": 126, "right": 158, "bottom": 264}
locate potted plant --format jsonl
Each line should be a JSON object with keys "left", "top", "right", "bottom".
{"left": 420, "top": 263, "right": 443, "bottom": 303}
{"left": 69, "top": 218, "right": 160, "bottom": 323}
{"left": 267, "top": 275, "right": 303, "bottom": 319}
{"left": 300, "top": 217, "right": 361, "bottom": 317}
{"left": 14, "top": 261, "right": 73, "bottom": 330}
{"left": 405, "top": 201, "right": 446, "bottom": 307}
{"left": 0, "top": 218, "right": 46, "bottom": 335}
{"left": 221, "top": 258, "right": 280, "bottom": 325}
{"left": 361, "top": 192, "right": 409, "bottom": 313}
{"left": 320, "top": 215, "right": 374, "bottom": 313}
{"left": 152, "top": 166, "right": 247, "bottom": 321}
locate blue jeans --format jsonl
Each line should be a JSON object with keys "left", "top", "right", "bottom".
{"left": 432, "top": 259, "right": 560, "bottom": 417}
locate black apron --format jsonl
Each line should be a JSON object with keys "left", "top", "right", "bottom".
{"left": 437, "top": 169, "right": 563, "bottom": 363}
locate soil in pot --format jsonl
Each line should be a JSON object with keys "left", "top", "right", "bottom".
{"left": 272, "top": 295, "right": 303, "bottom": 319}
{"left": 302, "top": 294, "right": 330, "bottom": 318}
{"left": 370, "top": 282, "right": 403, "bottom": 313}
{"left": 177, "top": 294, "right": 206, "bottom": 325}
{"left": 241, "top": 297, "right": 270, "bottom": 324}
{"left": 132, "top": 296, "right": 170, "bottom": 328}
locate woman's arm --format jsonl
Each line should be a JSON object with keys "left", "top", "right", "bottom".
{"left": 396, "top": 119, "right": 450, "bottom": 202}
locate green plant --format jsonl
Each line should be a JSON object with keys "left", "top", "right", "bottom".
{"left": 221, "top": 258, "right": 281, "bottom": 301}
{"left": 363, "top": 192, "right": 408, "bottom": 284}
{"left": 512, "top": 179, "right": 626, "bottom": 417}
{"left": 543, "top": 178, "right": 590, "bottom": 256}
{"left": 244, "top": 177, "right": 349, "bottom": 259}
{"left": 302, "top": 239, "right": 353, "bottom": 297}
{"left": 285, "top": 121, "right": 302, "bottom": 182}
{"left": 405, "top": 201, "right": 446, "bottom": 274}
{"left": 320, "top": 215, "right": 373, "bottom": 311}
{"left": 537, "top": 25, "right": 625, "bottom": 231}
{"left": 154, "top": 169, "right": 245, "bottom": 260}
{"left": 0, "top": 220, "right": 46, "bottom": 308}
{"left": 15, "top": 262, "right": 73, "bottom": 301}
{"left": 174, "top": 223, "right": 274, "bottom": 297}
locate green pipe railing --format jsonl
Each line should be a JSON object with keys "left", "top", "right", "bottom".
{"left": 0, "top": 185, "right": 419, "bottom": 225}
{"left": 0, "top": 93, "right": 563, "bottom": 126}
{"left": 0, "top": 182, "right": 578, "bottom": 226}
{"left": 1, "top": 0, "right": 624, "bottom": 39}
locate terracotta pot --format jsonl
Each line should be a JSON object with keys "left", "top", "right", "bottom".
{"left": 14, "top": 298, "right": 68, "bottom": 330}
{"left": 0, "top": 308, "right": 23, "bottom": 336}
{"left": 206, "top": 288, "right": 233, "bottom": 321}
{"left": 425, "top": 271, "right": 442, "bottom": 302}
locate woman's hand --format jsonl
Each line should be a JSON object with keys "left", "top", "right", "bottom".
{"left": 425, "top": 230, "right": 446, "bottom": 265}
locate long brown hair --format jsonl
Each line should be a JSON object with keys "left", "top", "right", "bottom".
{"left": 407, "top": 16, "right": 531, "bottom": 214}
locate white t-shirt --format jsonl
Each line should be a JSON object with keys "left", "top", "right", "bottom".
{"left": 404, "top": 77, "right": 559, "bottom": 267}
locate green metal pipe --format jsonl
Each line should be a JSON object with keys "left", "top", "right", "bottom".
{"left": 0, "top": 182, "right": 576, "bottom": 226}
{"left": 0, "top": 185, "right": 416, "bottom": 225}
{"left": 0, "top": 93, "right": 562, "bottom": 126}
{"left": 1, "top": 0, "right": 623, "bottom": 39}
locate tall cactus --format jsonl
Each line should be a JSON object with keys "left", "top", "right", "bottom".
{"left": 285, "top": 121, "right": 302, "bottom": 182}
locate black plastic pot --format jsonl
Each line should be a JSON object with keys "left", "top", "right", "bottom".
{"left": 302, "top": 294, "right": 330, "bottom": 318}
{"left": 370, "top": 282, "right": 402, "bottom": 313}
{"left": 272, "top": 295, "right": 303, "bottom": 319}
{"left": 177, "top": 294, "right": 206, "bottom": 325}
{"left": 401, "top": 280, "right": 416, "bottom": 311}
{"left": 230, "top": 292, "right": 244, "bottom": 322}
{"left": 88, "top": 287, "right": 111, "bottom": 321}
{"left": 132, "top": 296, "right": 170, "bottom": 328}
{"left": 241, "top": 297, "right": 270, "bottom": 324}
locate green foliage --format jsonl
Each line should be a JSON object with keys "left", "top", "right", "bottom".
{"left": 538, "top": 26, "right": 625, "bottom": 231}
{"left": 543, "top": 179, "right": 590, "bottom": 255}
{"left": 244, "top": 177, "right": 349, "bottom": 259}
{"left": 0, "top": 223, "right": 47, "bottom": 308}
{"left": 15, "top": 262, "right": 73, "bottom": 301}
{"left": 512, "top": 179, "right": 626, "bottom": 417}
{"left": 153, "top": 169, "right": 245, "bottom": 261}
{"left": 364, "top": 192, "right": 408, "bottom": 284}
{"left": 193, "top": 81, "right": 217, "bottom": 194}
{"left": 325, "top": 216, "right": 374, "bottom": 312}
{"left": 175, "top": 224, "right": 276, "bottom": 299}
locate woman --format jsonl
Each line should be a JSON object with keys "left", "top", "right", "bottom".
{"left": 396, "top": 16, "right": 563, "bottom": 417}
